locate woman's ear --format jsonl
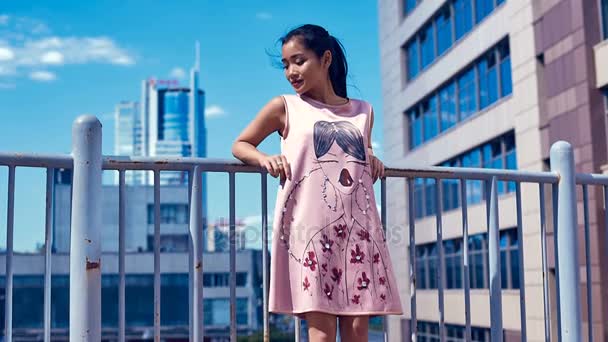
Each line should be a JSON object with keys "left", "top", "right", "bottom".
{"left": 323, "top": 50, "right": 332, "bottom": 69}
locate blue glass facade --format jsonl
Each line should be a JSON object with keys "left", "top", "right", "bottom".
{"left": 407, "top": 39, "right": 512, "bottom": 149}
{"left": 413, "top": 131, "right": 516, "bottom": 219}
{"left": 159, "top": 90, "right": 189, "bottom": 141}
{"left": 405, "top": 0, "right": 506, "bottom": 80}
{"left": 0, "top": 273, "right": 254, "bottom": 333}
{"left": 418, "top": 321, "right": 491, "bottom": 340}
{"left": 415, "top": 228, "right": 520, "bottom": 291}
{"left": 404, "top": 0, "right": 422, "bottom": 16}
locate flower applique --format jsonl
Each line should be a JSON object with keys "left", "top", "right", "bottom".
{"left": 303, "top": 277, "right": 311, "bottom": 291}
{"left": 324, "top": 283, "right": 334, "bottom": 300}
{"left": 357, "top": 272, "right": 371, "bottom": 290}
{"left": 357, "top": 229, "right": 371, "bottom": 242}
{"left": 320, "top": 234, "right": 334, "bottom": 254}
{"left": 350, "top": 244, "right": 365, "bottom": 264}
{"left": 304, "top": 251, "right": 317, "bottom": 271}
{"left": 331, "top": 267, "right": 343, "bottom": 284}
{"left": 334, "top": 224, "right": 347, "bottom": 239}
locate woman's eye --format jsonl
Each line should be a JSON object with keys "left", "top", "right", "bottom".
{"left": 347, "top": 161, "right": 367, "bottom": 166}
{"left": 295, "top": 59, "right": 305, "bottom": 65}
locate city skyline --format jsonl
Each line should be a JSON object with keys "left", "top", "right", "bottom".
{"left": 0, "top": 1, "right": 384, "bottom": 252}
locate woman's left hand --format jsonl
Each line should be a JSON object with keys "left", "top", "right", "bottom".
{"left": 369, "top": 154, "right": 385, "bottom": 183}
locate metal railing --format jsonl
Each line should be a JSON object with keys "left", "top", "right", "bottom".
{"left": 0, "top": 115, "right": 605, "bottom": 341}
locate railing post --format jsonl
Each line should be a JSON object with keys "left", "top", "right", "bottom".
{"left": 549, "top": 141, "right": 582, "bottom": 340}
{"left": 69, "top": 115, "right": 102, "bottom": 341}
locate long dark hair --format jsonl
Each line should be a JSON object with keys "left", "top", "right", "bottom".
{"left": 279, "top": 24, "right": 349, "bottom": 98}
{"left": 313, "top": 121, "right": 366, "bottom": 161}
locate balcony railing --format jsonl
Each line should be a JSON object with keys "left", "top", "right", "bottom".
{"left": 0, "top": 115, "right": 605, "bottom": 342}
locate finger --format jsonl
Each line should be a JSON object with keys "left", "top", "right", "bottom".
{"left": 380, "top": 162, "right": 385, "bottom": 179}
{"left": 281, "top": 155, "right": 292, "bottom": 180}
{"left": 269, "top": 159, "right": 279, "bottom": 178}
{"left": 275, "top": 157, "right": 286, "bottom": 182}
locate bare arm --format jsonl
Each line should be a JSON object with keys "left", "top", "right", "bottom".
{"left": 367, "top": 107, "right": 385, "bottom": 181}
{"left": 232, "top": 96, "right": 292, "bottom": 182}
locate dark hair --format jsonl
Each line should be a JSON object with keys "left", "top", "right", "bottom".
{"left": 313, "top": 121, "right": 366, "bottom": 161}
{"left": 279, "top": 24, "right": 349, "bottom": 98}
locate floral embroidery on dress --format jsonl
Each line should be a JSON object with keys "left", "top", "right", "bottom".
{"left": 357, "top": 272, "right": 371, "bottom": 290}
{"left": 304, "top": 251, "right": 317, "bottom": 271}
{"left": 320, "top": 234, "right": 334, "bottom": 254}
{"left": 357, "top": 229, "right": 371, "bottom": 242}
{"left": 334, "top": 224, "right": 347, "bottom": 239}
{"left": 324, "top": 283, "right": 334, "bottom": 300}
{"left": 350, "top": 244, "right": 365, "bottom": 264}
{"left": 303, "top": 276, "right": 311, "bottom": 291}
{"left": 373, "top": 253, "right": 380, "bottom": 264}
{"left": 331, "top": 267, "right": 343, "bottom": 284}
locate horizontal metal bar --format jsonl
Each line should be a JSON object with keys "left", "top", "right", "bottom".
{"left": 576, "top": 173, "right": 608, "bottom": 186}
{"left": 102, "top": 156, "right": 265, "bottom": 173}
{"left": 0, "top": 153, "right": 72, "bottom": 168}
{"left": 385, "top": 165, "right": 559, "bottom": 183}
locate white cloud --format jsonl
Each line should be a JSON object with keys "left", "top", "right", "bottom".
{"left": 0, "top": 15, "right": 135, "bottom": 85}
{"left": 0, "top": 46, "right": 14, "bottom": 61}
{"left": 169, "top": 67, "right": 186, "bottom": 80}
{"left": 29, "top": 70, "right": 56, "bottom": 82}
{"left": 256, "top": 12, "right": 272, "bottom": 20}
{"left": 40, "top": 50, "right": 63, "bottom": 64}
{"left": 205, "top": 105, "right": 227, "bottom": 118}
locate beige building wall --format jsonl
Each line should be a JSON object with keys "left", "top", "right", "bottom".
{"left": 378, "top": 0, "right": 608, "bottom": 340}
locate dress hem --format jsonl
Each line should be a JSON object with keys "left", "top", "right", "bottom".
{"left": 269, "top": 308, "right": 404, "bottom": 319}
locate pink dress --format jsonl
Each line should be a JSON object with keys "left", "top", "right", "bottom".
{"left": 268, "top": 93, "right": 403, "bottom": 318}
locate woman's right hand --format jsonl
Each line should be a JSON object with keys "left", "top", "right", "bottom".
{"left": 259, "top": 154, "right": 292, "bottom": 184}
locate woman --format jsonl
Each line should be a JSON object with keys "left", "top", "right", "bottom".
{"left": 232, "top": 24, "right": 403, "bottom": 342}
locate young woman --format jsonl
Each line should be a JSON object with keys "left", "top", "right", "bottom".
{"left": 232, "top": 24, "right": 403, "bottom": 342}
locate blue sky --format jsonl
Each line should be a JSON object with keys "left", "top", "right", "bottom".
{"left": 0, "top": 1, "right": 386, "bottom": 252}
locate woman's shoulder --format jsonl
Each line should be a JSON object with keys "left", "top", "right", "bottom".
{"left": 348, "top": 97, "right": 373, "bottom": 113}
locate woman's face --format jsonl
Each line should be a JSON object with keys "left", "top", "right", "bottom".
{"left": 317, "top": 141, "right": 366, "bottom": 195}
{"left": 281, "top": 38, "right": 330, "bottom": 94}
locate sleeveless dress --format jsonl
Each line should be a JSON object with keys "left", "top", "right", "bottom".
{"left": 268, "top": 93, "right": 403, "bottom": 318}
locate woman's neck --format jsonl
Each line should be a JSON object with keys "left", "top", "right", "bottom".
{"left": 303, "top": 84, "right": 346, "bottom": 105}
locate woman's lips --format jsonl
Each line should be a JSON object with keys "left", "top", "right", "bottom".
{"left": 291, "top": 80, "right": 303, "bottom": 89}
{"left": 339, "top": 169, "right": 353, "bottom": 187}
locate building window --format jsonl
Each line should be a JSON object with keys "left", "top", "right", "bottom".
{"left": 500, "top": 229, "right": 520, "bottom": 289}
{"left": 468, "top": 234, "right": 487, "bottom": 288}
{"left": 439, "top": 82, "right": 458, "bottom": 131}
{"left": 436, "top": 5, "right": 454, "bottom": 56}
{"left": 602, "top": 0, "right": 608, "bottom": 40}
{"left": 422, "top": 96, "right": 439, "bottom": 141}
{"left": 454, "top": 0, "right": 473, "bottom": 40}
{"left": 203, "top": 272, "right": 248, "bottom": 287}
{"left": 147, "top": 204, "right": 188, "bottom": 224}
{"left": 406, "top": 40, "right": 420, "bottom": 81}
{"left": 405, "top": 38, "right": 512, "bottom": 150}
{"left": 478, "top": 51, "right": 498, "bottom": 110}
{"left": 204, "top": 298, "right": 248, "bottom": 326}
{"left": 403, "top": 0, "right": 505, "bottom": 82}
{"left": 404, "top": 0, "right": 421, "bottom": 16}
{"left": 498, "top": 39, "right": 512, "bottom": 96}
{"left": 445, "top": 239, "right": 463, "bottom": 288}
{"left": 420, "top": 23, "right": 436, "bottom": 70}
{"left": 417, "top": 321, "right": 491, "bottom": 341}
{"left": 414, "top": 228, "right": 520, "bottom": 291}
{"left": 408, "top": 107, "right": 423, "bottom": 149}
{"left": 411, "top": 132, "right": 517, "bottom": 219}
{"left": 475, "top": 0, "right": 494, "bottom": 23}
